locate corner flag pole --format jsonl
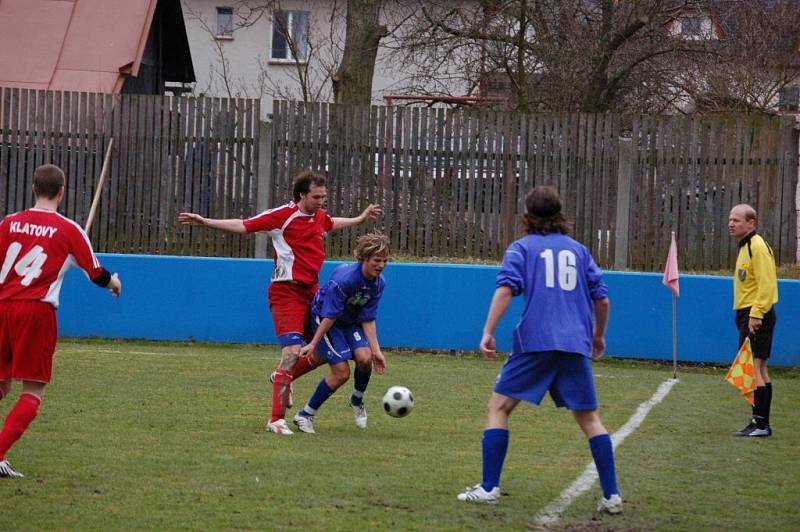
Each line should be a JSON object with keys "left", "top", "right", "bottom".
{"left": 663, "top": 230, "right": 680, "bottom": 379}
{"left": 84, "top": 137, "right": 114, "bottom": 234}
{"left": 672, "top": 292, "right": 677, "bottom": 379}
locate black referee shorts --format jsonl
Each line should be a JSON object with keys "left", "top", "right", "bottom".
{"left": 736, "top": 307, "right": 776, "bottom": 360}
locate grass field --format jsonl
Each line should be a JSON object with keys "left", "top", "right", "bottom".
{"left": 2, "top": 339, "right": 798, "bottom": 531}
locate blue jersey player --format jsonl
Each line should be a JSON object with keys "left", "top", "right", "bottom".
{"left": 457, "top": 186, "right": 621, "bottom": 515}
{"left": 292, "top": 232, "right": 390, "bottom": 434}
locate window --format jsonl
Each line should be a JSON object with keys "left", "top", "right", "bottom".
{"left": 216, "top": 7, "right": 233, "bottom": 38}
{"left": 271, "top": 10, "right": 310, "bottom": 62}
{"left": 681, "top": 15, "right": 703, "bottom": 37}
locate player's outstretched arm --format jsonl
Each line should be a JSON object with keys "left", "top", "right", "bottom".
{"left": 331, "top": 204, "right": 382, "bottom": 231}
{"left": 178, "top": 213, "right": 247, "bottom": 234}
{"left": 480, "top": 286, "right": 513, "bottom": 359}
{"left": 362, "top": 320, "right": 385, "bottom": 374}
{"left": 592, "top": 298, "right": 610, "bottom": 360}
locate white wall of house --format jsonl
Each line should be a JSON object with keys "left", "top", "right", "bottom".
{"left": 181, "top": 0, "right": 470, "bottom": 118}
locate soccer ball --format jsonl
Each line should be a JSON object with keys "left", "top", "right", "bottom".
{"left": 382, "top": 386, "right": 414, "bottom": 418}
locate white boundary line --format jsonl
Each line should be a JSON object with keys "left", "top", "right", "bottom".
{"left": 532, "top": 378, "right": 679, "bottom": 527}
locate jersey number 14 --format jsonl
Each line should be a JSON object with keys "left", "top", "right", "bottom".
{"left": 539, "top": 249, "right": 577, "bottom": 291}
{"left": 0, "top": 242, "right": 48, "bottom": 286}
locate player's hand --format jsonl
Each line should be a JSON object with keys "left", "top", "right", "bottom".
{"left": 108, "top": 273, "right": 122, "bottom": 297}
{"left": 299, "top": 342, "right": 316, "bottom": 358}
{"left": 178, "top": 212, "right": 205, "bottom": 226}
{"left": 748, "top": 317, "right": 762, "bottom": 335}
{"left": 361, "top": 204, "right": 382, "bottom": 221}
{"left": 372, "top": 350, "right": 386, "bottom": 374}
{"left": 591, "top": 335, "right": 606, "bottom": 360}
{"left": 479, "top": 333, "right": 497, "bottom": 359}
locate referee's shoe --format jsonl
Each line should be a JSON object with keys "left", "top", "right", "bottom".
{"left": 733, "top": 416, "right": 772, "bottom": 437}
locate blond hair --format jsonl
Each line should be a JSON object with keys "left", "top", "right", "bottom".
{"left": 354, "top": 232, "right": 390, "bottom": 262}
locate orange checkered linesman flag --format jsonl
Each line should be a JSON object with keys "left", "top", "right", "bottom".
{"left": 724, "top": 338, "right": 757, "bottom": 406}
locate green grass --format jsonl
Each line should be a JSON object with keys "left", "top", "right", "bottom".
{"left": 2, "top": 340, "right": 798, "bottom": 531}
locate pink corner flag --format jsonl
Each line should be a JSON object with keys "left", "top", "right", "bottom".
{"left": 662, "top": 232, "right": 680, "bottom": 297}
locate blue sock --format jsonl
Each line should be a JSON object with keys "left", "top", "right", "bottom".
{"left": 589, "top": 433, "right": 619, "bottom": 499}
{"left": 350, "top": 366, "right": 372, "bottom": 406}
{"left": 305, "top": 379, "right": 335, "bottom": 413}
{"left": 481, "top": 428, "right": 509, "bottom": 491}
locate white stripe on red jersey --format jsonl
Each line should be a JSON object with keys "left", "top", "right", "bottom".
{"left": 243, "top": 202, "right": 333, "bottom": 285}
{"left": 0, "top": 209, "right": 106, "bottom": 308}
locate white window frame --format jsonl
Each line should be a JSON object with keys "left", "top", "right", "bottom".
{"left": 216, "top": 7, "right": 234, "bottom": 40}
{"left": 270, "top": 10, "right": 310, "bottom": 63}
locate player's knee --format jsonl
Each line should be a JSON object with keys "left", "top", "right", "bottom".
{"left": 487, "top": 394, "right": 513, "bottom": 415}
{"left": 279, "top": 348, "right": 301, "bottom": 370}
{"left": 329, "top": 364, "right": 350, "bottom": 387}
{"left": 0, "top": 380, "right": 11, "bottom": 397}
{"left": 353, "top": 348, "right": 372, "bottom": 367}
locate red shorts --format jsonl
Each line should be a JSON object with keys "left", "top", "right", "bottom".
{"left": 0, "top": 300, "right": 58, "bottom": 383}
{"left": 268, "top": 282, "right": 317, "bottom": 340}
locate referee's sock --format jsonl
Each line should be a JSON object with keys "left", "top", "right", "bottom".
{"left": 481, "top": 428, "right": 509, "bottom": 492}
{"left": 589, "top": 433, "right": 619, "bottom": 499}
{"left": 764, "top": 382, "right": 773, "bottom": 426}
{"left": 753, "top": 386, "right": 768, "bottom": 429}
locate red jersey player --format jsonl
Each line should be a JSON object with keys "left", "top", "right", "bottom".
{"left": 179, "top": 170, "right": 381, "bottom": 434}
{"left": 0, "top": 164, "right": 122, "bottom": 478}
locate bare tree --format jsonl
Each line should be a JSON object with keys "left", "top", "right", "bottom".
{"left": 333, "top": 0, "right": 389, "bottom": 104}
{"left": 389, "top": 0, "right": 714, "bottom": 113}
{"left": 684, "top": 0, "right": 800, "bottom": 114}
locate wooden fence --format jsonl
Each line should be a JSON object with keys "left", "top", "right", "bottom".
{"left": 0, "top": 88, "right": 260, "bottom": 257}
{"left": 1, "top": 91, "right": 797, "bottom": 271}
{"left": 270, "top": 101, "right": 798, "bottom": 269}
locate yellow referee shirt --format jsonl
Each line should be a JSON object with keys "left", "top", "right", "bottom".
{"left": 733, "top": 232, "right": 778, "bottom": 318}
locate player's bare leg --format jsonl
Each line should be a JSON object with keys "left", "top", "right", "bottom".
{"left": 276, "top": 345, "right": 300, "bottom": 408}
{"left": 573, "top": 409, "right": 607, "bottom": 438}
{"left": 0, "top": 380, "right": 10, "bottom": 401}
{"left": 485, "top": 392, "right": 520, "bottom": 430}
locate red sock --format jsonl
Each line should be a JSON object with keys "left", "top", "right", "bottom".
{"left": 0, "top": 393, "right": 41, "bottom": 460}
{"left": 292, "top": 355, "right": 317, "bottom": 380}
{"left": 270, "top": 370, "right": 293, "bottom": 423}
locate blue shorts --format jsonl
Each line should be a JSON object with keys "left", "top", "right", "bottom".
{"left": 311, "top": 315, "right": 369, "bottom": 365}
{"left": 278, "top": 332, "right": 305, "bottom": 348}
{"left": 494, "top": 351, "right": 598, "bottom": 411}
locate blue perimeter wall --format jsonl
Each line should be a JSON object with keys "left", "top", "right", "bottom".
{"left": 59, "top": 254, "right": 800, "bottom": 366}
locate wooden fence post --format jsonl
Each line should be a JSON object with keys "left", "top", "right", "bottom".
{"left": 255, "top": 120, "right": 272, "bottom": 258}
{"left": 614, "top": 137, "right": 634, "bottom": 270}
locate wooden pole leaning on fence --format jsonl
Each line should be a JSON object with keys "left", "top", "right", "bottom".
{"left": 84, "top": 137, "right": 113, "bottom": 233}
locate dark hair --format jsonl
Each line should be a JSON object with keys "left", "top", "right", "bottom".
{"left": 33, "top": 164, "right": 65, "bottom": 199}
{"left": 522, "top": 186, "right": 572, "bottom": 235}
{"left": 292, "top": 170, "right": 327, "bottom": 202}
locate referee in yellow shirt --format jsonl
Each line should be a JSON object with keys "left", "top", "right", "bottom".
{"left": 727, "top": 204, "right": 778, "bottom": 437}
